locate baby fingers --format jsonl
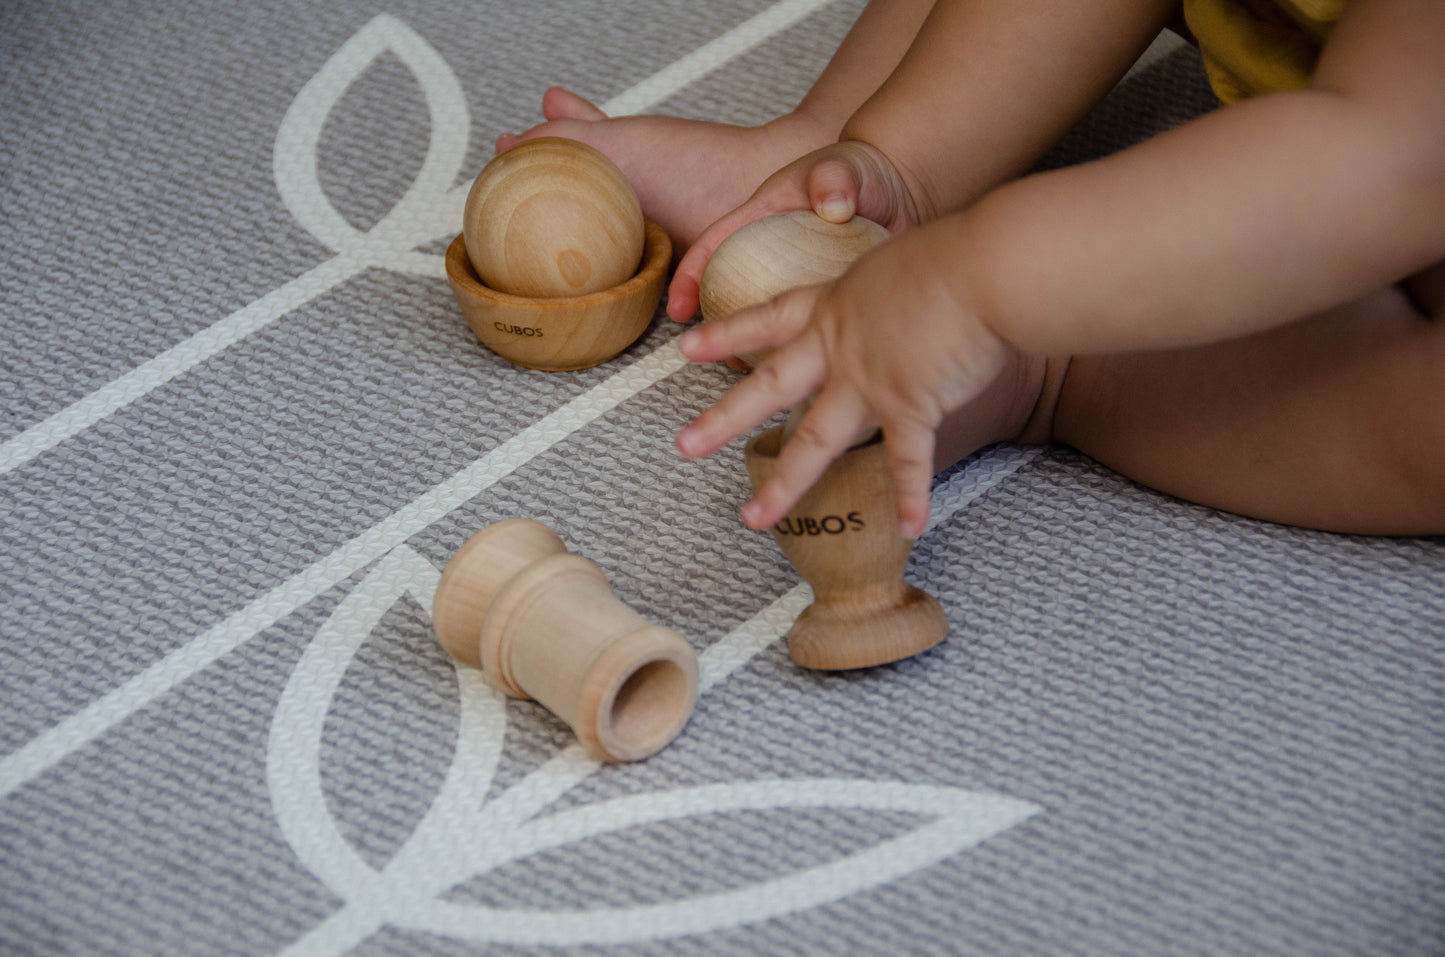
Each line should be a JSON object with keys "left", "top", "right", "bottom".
{"left": 740, "top": 387, "right": 875, "bottom": 530}
{"left": 669, "top": 193, "right": 803, "bottom": 321}
{"left": 677, "top": 284, "right": 819, "bottom": 366}
{"left": 882, "top": 423, "right": 938, "bottom": 539}
{"left": 675, "top": 321, "right": 827, "bottom": 461}
{"left": 805, "top": 157, "right": 861, "bottom": 224}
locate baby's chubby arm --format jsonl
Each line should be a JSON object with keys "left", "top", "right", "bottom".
{"left": 668, "top": 0, "right": 1177, "bottom": 321}
{"left": 946, "top": 0, "right": 1445, "bottom": 356}
{"left": 680, "top": 0, "right": 1445, "bottom": 536}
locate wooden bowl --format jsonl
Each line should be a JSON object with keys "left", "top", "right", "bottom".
{"left": 445, "top": 218, "right": 671, "bottom": 372}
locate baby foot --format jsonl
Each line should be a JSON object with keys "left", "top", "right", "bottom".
{"left": 495, "top": 87, "right": 833, "bottom": 250}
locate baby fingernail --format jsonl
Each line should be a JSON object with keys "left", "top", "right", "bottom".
{"left": 740, "top": 500, "right": 766, "bottom": 528}
{"left": 816, "top": 194, "right": 853, "bottom": 222}
{"left": 676, "top": 426, "right": 702, "bottom": 457}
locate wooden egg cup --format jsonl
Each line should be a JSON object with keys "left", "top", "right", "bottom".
{"left": 445, "top": 218, "right": 670, "bottom": 372}
{"left": 433, "top": 518, "right": 698, "bottom": 762}
{"left": 745, "top": 427, "right": 947, "bottom": 671}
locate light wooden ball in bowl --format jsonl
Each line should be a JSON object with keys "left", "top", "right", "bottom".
{"left": 463, "top": 137, "right": 645, "bottom": 299}
{"left": 698, "top": 210, "right": 891, "bottom": 325}
{"left": 445, "top": 218, "right": 670, "bottom": 372}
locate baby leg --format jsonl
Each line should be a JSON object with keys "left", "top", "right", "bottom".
{"left": 1052, "top": 282, "right": 1445, "bottom": 535}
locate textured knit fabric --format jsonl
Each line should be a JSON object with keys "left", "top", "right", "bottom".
{"left": 2, "top": 4, "right": 1441, "bottom": 954}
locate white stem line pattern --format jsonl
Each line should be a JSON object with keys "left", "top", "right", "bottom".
{"left": 0, "top": 2, "right": 845, "bottom": 794}
{"left": 271, "top": 446, "right": 1042, "bottom": 953}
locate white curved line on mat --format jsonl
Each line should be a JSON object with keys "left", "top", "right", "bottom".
{"left": 396, "top": 782, "right": 1039, "bottom": 946}
{"left": 273, "top": 13, "right": 469, "bottom": 275}
{"left": 0, "top": 16, "right": 446, "bottom": 476}
{"left": 0, "top": 344, "right": 686, "bottom": 799}
{"left": 271, "top": 446, "right": 1040, "bottom": 954}
{"left": 272, "top": 571, "right": 810, "bottom": 956}
{"left": 0, "top": 0, "right": 839, "bottom": 477}
{"left": 602, "top": 0, "right": 844, "bottom": 117}
{"left": 268, "top": 546, "right": 513, "bottom": 902}
{"left": 327, "top": 780, "right": 1039, "bottom": 949}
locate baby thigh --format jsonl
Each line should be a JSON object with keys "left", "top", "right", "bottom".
{"left": 1053, "top": 281, "right": 1445, "bottom": 535}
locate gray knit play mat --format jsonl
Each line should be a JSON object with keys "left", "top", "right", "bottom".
{"left": 3, "top": 1, "right": 1441, "bottom": 953}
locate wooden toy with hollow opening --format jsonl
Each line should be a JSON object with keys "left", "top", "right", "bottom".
{"left": 446, "top": 138, "right": 671, "bottom": 371}
{"left": 433, "top": 518, "right": 699, "bottom": 762}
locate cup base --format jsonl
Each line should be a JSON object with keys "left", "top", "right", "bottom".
{"left": 787, "top": 586, "right": 947, "bottom": 670}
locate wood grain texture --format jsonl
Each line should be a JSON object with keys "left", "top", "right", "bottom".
{"left": 463, "top": 137, "right": 645, "bottom": 298}
{"left": 698, "top": 210, "right": 890, "bottom": 325}
{"left": 433, "top": 519, "right": 699, "bottom": 762}
{"left": 445, "top": 218, "right": 670, "bottom": 371}
{"left": 745, "top": 427, "right": 946, "bottom": 670}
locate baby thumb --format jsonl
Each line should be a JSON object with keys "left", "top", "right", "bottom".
{"left": 807, "top": 159, "right": 859, "bottom": 224}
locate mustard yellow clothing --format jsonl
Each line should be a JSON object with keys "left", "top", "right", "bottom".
{"left": 1183, "top": 0, "right": 1345, "bottom": 102}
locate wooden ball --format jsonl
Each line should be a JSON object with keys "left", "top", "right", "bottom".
{"left": 463, "top": 137, "right": 645, "bottom": 299}
{"left": 698, "top": 210, "right": 890, "bottom": 323}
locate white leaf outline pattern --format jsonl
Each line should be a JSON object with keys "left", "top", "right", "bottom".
{"left": 393, "top": 781, "right": 1040, "bottom": 947}
{"left": 0, "top": 16, "right": 464, "bottom": 476}
{"left": 0, "top": 15, "right": 1046, "bottom": 947}
{"left": 268, "top": 547, "right": 1041, "bottom": 953}
{"left": 267, "top": 546, "right": 505, "bottom": 906}
{"left": 273, "top": 13, "right": 469, "bottom": 276}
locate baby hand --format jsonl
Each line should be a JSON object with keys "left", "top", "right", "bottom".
{"left": 667, "top": 140, "right": 920, "bottom": 322}
{"left": 675, "top": 222, "right": 1009, "bottom": 539}
{"left": 494, "top": 88, "right": 831, "bottom": 251}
